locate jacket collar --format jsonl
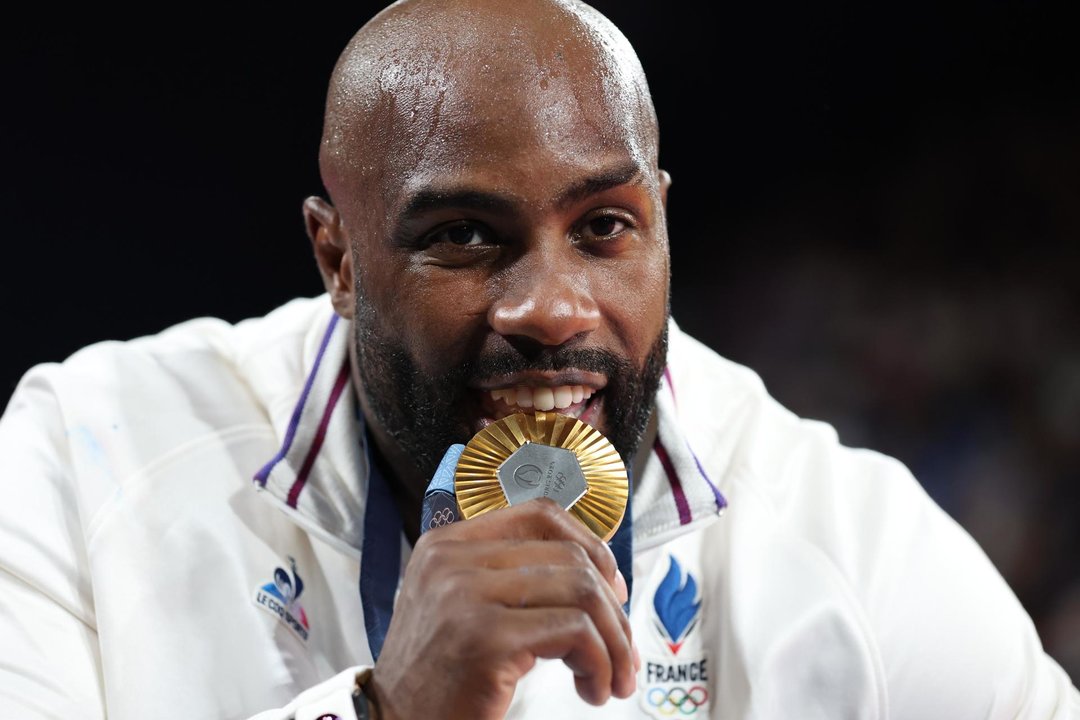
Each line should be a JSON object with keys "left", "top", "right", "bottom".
{"left": 252, "top": 307, "right": 727, "bottom": 556}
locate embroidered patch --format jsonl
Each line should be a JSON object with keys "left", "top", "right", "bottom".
{"left": 252, "top": 557, "right": 311, "bottom": 642}
{"left": 639, "top": 555, "right": 711, "bottom": 718}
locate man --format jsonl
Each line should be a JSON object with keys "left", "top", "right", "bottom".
{"left": 0, "top": 0, "right": 1076, "bottom": 718}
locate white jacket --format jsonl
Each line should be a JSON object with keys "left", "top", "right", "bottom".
{"left": 1, "top": 296, "right": 1076, "bottom": 719}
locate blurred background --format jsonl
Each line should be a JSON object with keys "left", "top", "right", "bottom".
{"left": 2, "top": 2, "right": 1077, "bottom": 676}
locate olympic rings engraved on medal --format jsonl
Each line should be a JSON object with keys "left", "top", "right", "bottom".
{"left": 646, "top": 685, "right": 709, "bottom": 715}
{"left": 429, "top": 508, "right": 455, "bottom": 528}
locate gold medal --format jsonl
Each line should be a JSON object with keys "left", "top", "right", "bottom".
{"left": 454, "top": 411, "right": 628, "bottom": 541}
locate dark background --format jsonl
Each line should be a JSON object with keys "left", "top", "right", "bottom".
{"left": 3, "top": 3, "right": 1077, "bottom": 675}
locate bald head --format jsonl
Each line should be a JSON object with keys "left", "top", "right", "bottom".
{"left": 319, "top": 0, "right": 659, "bottom": 208}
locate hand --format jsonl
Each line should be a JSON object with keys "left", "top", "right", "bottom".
{"left": 368, "top": 498, "right": 638, "bottom": 720}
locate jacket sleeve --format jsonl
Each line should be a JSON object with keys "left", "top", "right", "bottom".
{"left": 837, "top": 450, "right": 1080, "bottom": 719}
{"left": 246, "top": 667, "right": 372, "bottom": 720}
{"left": 0, "top": 369, "right": 105, "bottom": 719}
{"left": 0, "top": 369, "right": 376, "bottom": 720}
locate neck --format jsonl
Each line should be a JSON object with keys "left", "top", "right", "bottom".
{"left": 363, "top": 419, "right": 426, "bottom": 544}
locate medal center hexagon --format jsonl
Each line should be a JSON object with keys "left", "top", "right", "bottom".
{"left": 496, "top": 443, "right": 588, "bottom": 510}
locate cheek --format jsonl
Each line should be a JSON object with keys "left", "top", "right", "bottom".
{"left": 596, "top": 250, "right": 669, "bottom": 355}
{"left": 374, "top": 263, "right": 493, "bottom": 372}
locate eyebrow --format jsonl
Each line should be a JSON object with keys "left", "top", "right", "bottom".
{"left": 554, "top": 162, "right": 645, "bottom": 209}
{"left": 397, "top": 189, "right": 518, "bottom": 225}
{"left": 395, "top": 161, "right": 647, "bottom": 226}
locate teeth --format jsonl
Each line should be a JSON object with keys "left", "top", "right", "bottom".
{"left": 489, "top": 384, "right": 594, "bottom": 412}
{"left": 534, "top": 387, "right": 555, "bottom": 411}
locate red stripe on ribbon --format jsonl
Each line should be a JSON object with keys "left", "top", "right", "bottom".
{"left": 287, "top": 360, "right": 351, "bottom": 508}
{"left": 654, "top": 439, "right": 692, "bottom": 525}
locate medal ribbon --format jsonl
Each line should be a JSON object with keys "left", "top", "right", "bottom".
{"left": 358, "top": 430, "right": 402, "bottom": 662}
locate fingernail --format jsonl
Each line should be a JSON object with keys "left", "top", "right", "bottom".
{"left": 614, "top": 569, "right": 629, "bottom": 604}
{"left": 633, "top": 642, "right": 642, "bottom": 672}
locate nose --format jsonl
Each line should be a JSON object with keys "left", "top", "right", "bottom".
{"left": 489, "top": 250, "right": 601, "bottom": 348}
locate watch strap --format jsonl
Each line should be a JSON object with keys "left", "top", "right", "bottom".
{"left": 352, "top": 668, "right": 375, "bottom": 720}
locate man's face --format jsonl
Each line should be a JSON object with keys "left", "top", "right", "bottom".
{"left": 322, "top": 29, "right": 671, "bottom": 483}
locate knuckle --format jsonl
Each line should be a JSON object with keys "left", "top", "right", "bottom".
{"left": 533, "top": 496, "right": 564, "bottom": 523}
{"left": 571, "top": 566, "right": 602, "bottom": 607}
{"left": 568, "top": 608, "right": 595, "bottom": 636}
{"left": 455, "top": 602, "right": 489, "bottom": 630}
{"left": 559, "top": 540, "right": 591, "bottom": 566}
{"left": 422, "top": 537, "right": 452, "bottom": 563}
{"left": 509, "top": 647, "right": 539, "bottom": 676}
{"left": 590, "top": 539, "right": 616, "bottom": 575}
{"left": 411, "top": 531, "right": 440, "bottom": 562}
{"left": 410, "top": 539, "right": 458, "bottom": 582}
{"left": 440, "top": 566, "right": 478, "bottom": 597}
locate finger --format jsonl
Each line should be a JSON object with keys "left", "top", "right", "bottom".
{"left": 443, "top": 498, "right": 621, "bottom": 593}
{"left": 481, "top": 566, "right": 636, "bottom": 698}
{"left": 411, "top": 532, "right": 629, "bottom": 607}
{"left": 494, "top": 606, "right": 614, "bottom": 706}
{"left": 613, "top": 567, "right": 629, "bottom": 605}
{"left": 412, "top": 538, "right": 601, "bottom": 572}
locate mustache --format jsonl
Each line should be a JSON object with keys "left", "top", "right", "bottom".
{"left": 456, "top": 347, "right": 635, "bottom": 385}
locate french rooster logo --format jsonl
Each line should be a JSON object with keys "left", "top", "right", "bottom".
{"left": 652, "top": 555, "right": 701, "bottom": 655}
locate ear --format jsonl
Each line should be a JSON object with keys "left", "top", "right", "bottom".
{"left": 658, "top": 169, "right": 672, "bottom": 212}
{"left": 303, "top": 196, "right": 354, "bottom": 318}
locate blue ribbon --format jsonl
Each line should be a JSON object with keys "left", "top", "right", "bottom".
{"left": 358, "top": 437, "right": 401, "bottom": 661}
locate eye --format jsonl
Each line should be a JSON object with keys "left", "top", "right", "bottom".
{"left": 586, "top": 216, "right": 624, "bottom": 238}
{"left": 429, "top": 222, "right": 489, "bottom": 247}
{"left": 578, "top": 212, "right": 632, "bottom": 243}
{"left": 416, "top": 220, "right": 500, "bottom": 266}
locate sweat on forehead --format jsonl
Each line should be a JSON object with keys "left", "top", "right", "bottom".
{"left": 318, "top": 0, "right": 658, "bottom": 202}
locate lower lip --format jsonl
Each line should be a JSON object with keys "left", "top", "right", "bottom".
{"left": 578, "top": 393, "right": 603, "bottom": 427}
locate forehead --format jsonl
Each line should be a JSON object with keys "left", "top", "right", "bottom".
{"left": 390, "top": 53, "right": 650, "bottom": 206}
{"left": 325, "top": 4, "right": 657, "bottom": 219}
{"left": 393, "top": 97, "right": 649, "bottom": 214}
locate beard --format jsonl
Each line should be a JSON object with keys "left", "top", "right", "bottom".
{"left": 352, "top": 300, "right": 668, "bottom": 485}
